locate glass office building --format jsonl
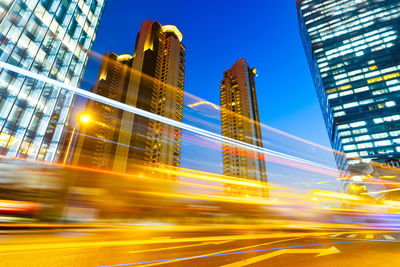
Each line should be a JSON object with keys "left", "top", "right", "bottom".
{"left": 297, "top": 0, "right": 400, "bottom": 168}
{"left": 0, "top": 0, "right": 106, "bottom": 161}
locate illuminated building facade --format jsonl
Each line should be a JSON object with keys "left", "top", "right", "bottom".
{"left": 297, "top": 0, "right": 400, "bottom": 168}
{"left": 220, "top": 58, "right": 267, "bottom": 184}
{"left": 72, "top": 20, "right": 185, "bottom": 173}
{"left": 0, "top": 0, "right": 107, "bottom": 161}
{"left": 71, "top": 52, "right": 132, "bottom": 169}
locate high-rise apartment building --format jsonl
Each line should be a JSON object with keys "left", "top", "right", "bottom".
{"left": 297, "top": 0, "right": 400, "bottom": 168}
{"left": 71, "top": 20, "right": 185, "bottom": 173}
{"left": 0, "top": 0, "right": 107, "bottom": 161}
{"left": 220, "top": 58, "right": 267, "bottom": 184}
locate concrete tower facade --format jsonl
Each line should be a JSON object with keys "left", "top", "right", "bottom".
{"left": 71, "top": 20, "right": 185, "bottom": 174}
{"left": 220, "top": 58, "right": 267, "bottom": 184}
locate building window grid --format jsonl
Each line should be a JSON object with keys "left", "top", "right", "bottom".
{"left": 0, "top": 0, "right": 105, "bottom": 160}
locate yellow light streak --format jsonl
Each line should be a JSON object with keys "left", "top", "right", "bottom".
{"left": 130, "top": 190, "right": 272, "bottom": 206}
{"left": 310, "top": 190, "right": 363, "bottom": 201}
{"left": 366, "top": 188, "right": 400, "bottom": 196}
{"left": 140, "top": 237, "right": 305, "bottom": 267}
{"left": 383, "top": 200, "right": 400, "bottom": 207}
{"left": 187, "top": 100, "right": 220, "bottom": 110}
{"left": 153, "top": 165, "right": 277, "bottom": 189}
{"left": 128, "top": 239, "right": 232, "bottom": 254}
{"left": 0, "top": 232, "right": 342, "bottom": 253}
{"left": 378, "top": 175, "right": 398, "bottom": 179}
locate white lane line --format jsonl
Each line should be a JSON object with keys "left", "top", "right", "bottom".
{"left": 330, "top": 234, "right": 340, "bottom": 238}
{"left": 383, "top": 235, "right": 395, "bottom": 240}
{"left": 347, "top": 234, "right": 357, "bottom": 238}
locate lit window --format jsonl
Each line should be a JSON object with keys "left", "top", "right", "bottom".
{"left": 389, "top": 85, "right": 400, "bottom": 92}
{"left": 372, "top": 133, "right": 389, "bottom": 139}
{"left": 386, "top": 79, "right": 399, "bottom": 86}
{"left": 344, "top": 102, "right": 358, "bottom": 108}
{"left": 390, "top": 131, "right": 400, "bottom": 137}
{"left": 346, "top": 152, "right": 359, "bottom": 158}
{"left": 342, "top": 138, "right": 354, "bottom": 144}
{"left": 357, "top": 142, "right": 373, "bottom": 149}
{"left": 338, "top": 124, "right": 350, "bottom": 130}
{"left": 384, "top": 115, "right": 400, "bottom": 121}
{"left": 360, "top": 99, "right": 374, "bottom": 105}
{"left": 340, "top": 90, "right": 354, "bottom": 96}
{"left": 384, "top": 72, "right": 400, "bottom": 80}
{"left": 375, "top": 140, "right": 391, "bottom": 147}
{"left": 368, "top": 77, "right": 383, "bottom": 84}
{"left": 339, "top": 131, "right": 351, "bottom": 137}
{"left": 386, "top": 101, "right": 396, "bottom": 107}
{"left": 350, "top": 121, "right": 366, "bottom": 128}
{"left": 353, "top": 128, "right": 368, "bottom": 134}
{"left": 328, "top": 93, "right": 338, "bottom": 99}
{"left": 344, "top": 145, "right": 357, "bottom": 151}
{"left": 355, "top": 135, "right": 371, "bottom": 141}
{"left": 334, "top": 111, "right": 345, "bottom": 117}
{"left": 372, "top": 89, "right": 388, "bottom": 95}
{"left": 354, "top": 87, "right": 369, "bottom": 93}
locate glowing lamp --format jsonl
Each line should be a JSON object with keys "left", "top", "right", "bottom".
{"left": 79, "top": 114, "right": 91, "bottom": 124}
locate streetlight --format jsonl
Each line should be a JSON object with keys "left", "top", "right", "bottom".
{"left": 62, "top": 113, "right": 92, "bottom": 165}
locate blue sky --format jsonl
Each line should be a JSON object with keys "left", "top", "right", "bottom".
{"left": 82, "top": 0, "right": 339, "bottom": 188}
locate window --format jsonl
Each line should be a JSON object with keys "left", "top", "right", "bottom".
{"left": 386, "top": 101, "right": 396, "bottom": 107}
{"left": 344, "top": 102, "right": 358, "bottom": 108}
{"left": 350, "top": 121, "right": 366, "bottom": 128}
{"left": 372, "top": 133, "right": 389, "bottom": 139}
{"left": 344, "top": 145, "right": 357, "bottom": 151}
{"left": 357, "top": 143, "right": 373, "bottom": 149}
{"left": 355, "top": 135, "right": 371, "bottom": 141}
{"left": 375, "top": 140, "right": 391, "bottom": 147}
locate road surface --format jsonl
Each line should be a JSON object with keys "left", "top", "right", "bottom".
{"left": 0, "top": 224, "right": 400, "bottom": 266}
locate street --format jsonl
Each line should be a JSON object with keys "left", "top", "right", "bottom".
{"left": 1, "top": 225, "right": 400, "bottom": 266}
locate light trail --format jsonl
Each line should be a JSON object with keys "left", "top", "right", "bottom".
{"left": 88, "top": 50, "right": 346, "bottom": 159}
{"left": 188, "top": 101, "right": 220, "bottom": 110}
{"left": 99, "top": 239, "right": 400, "bottom": 267}
{"left": 367, "top": 188, "right": 400, "bottom": 196}
{"left": 0, "top": 61, "right": 339, "bottom": 176}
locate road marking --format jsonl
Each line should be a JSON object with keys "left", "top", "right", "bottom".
{"left": 330, "top": 234, "right": 340, "bottom": 238}
{"left": 138, "top": 237, "right": 304, "bottom": 267}
{"left": 128, "top": 240, "right": 232, "bottom": 254}
{"left": 0, "top": 232, "right": 317, "bottom": 253}
{"left": 220, "top": 246, "right": 340, "bottom": 267}
{"left": 365, "top": 234, "right": 374, "bottom": 239}
{"left": 347, "top": 234, "right": 357, "bottom": 238}
{"left": 383, "top": 235, "right": 395, "bottom": 240}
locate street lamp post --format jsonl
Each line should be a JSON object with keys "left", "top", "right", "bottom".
{"left": 61, "top": 113, "right": 91, "bottom": 222}
{"left": 62, "top": 113, "right": 91, "bottom": 165}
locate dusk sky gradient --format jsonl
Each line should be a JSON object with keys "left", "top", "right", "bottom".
{"left": 80, "top": 0, "right": 340, "bottom": 188}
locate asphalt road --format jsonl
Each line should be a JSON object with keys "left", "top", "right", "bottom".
{"left": 1, "top": 225, "right": 400, "bottom": 266}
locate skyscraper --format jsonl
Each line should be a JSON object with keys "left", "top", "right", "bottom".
{"left": 71, "top": 20, "right": 185, "bottom": 173}
{"left": 220, "top": 58, "right": 267, "bottom": 185}
{"left": 0, "top": 0, "right": 107, "bottom": 161}
{"left": 297, "top": 0, "right": 400, "bottom": 169}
